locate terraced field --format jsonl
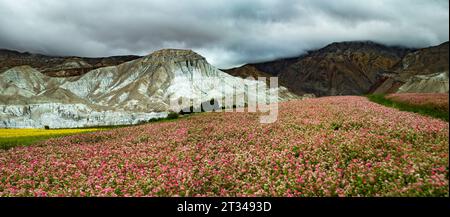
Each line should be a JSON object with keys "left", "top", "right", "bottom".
{"left": 0, "top": 96, "right": 448, "bottom": 196}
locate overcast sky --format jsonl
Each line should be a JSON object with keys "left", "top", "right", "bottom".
{"left": 0, "top": 0, "right": 448, "bottom": 68}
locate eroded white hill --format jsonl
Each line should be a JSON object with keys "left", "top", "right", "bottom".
{"left": 397, "top": 71, "right": 449, "bottom": 93}
{"left": 0, "top": 49, "right": 297, "bottom": 128}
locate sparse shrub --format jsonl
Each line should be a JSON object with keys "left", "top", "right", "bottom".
{"left": 179, "top": 106, "right": 194, "bottom": 115}
{"left": 136, "top": 120, "right": 147, "bottom": 125}
{"left": 167, "top": 111, "right": 179, "bottom": 119}
{"left": 179, "top": 98, "right": 221, "bottom": 114}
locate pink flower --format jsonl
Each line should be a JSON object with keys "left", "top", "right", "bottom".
{"left": 0, "top": 96, "right": 447, "bottom": 196}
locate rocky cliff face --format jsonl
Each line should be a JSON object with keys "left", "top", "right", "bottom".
{"left": 226, "top": 41, "right": 449, "bottom": 96}
{"left": 281, "top": 41, "right": 411, "bottom": 96}
{"left": 0, "top": 49, "right": 297, "bottom": 128}
{"left": 373, "top": 42, "right": 449, "bottom": 94}
{"left": 225, "top": 41, "right": 412, "bottom": 96}
{"left": 0, "top": 49, "right": 140, "bottom": 77}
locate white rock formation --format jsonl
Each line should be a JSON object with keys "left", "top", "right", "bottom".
{"left": 0, "top": 49, "right": 297, "bottom": 128}
{"left": 397, "top": 71, "right": 449, "bottom": 93}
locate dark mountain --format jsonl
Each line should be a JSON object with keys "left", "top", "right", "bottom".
{"left": 281, "top": 41, "right": 413, "bottom": 96}
{"left": 225, "top": 41, "right": 414, "bottom": 96}
{"left": 247, "top": 56, "right": 300, "bottom": 76}
{"left": 222, "top": 65, "right": 273, "bottom": 85}
{"left": 0, "top": 49, "right": 140, "bottom": 77}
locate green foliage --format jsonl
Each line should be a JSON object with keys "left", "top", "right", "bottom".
{"left": 330, "top": 122, "right": 343, "bottom": 131}
{"left": 167, "top": 111, "right": 179, "bottom": 119}
{"left": 141, "top": 112, "right": 180, "bottom": 124}
{"left": 367, "top": 94, "right": 449, "bottom": 122}
{"left": 292, "top": 146, "right": 301, "bottom": 157}
{"left": 179, "top": 98, "right": 221, "bottom": 114}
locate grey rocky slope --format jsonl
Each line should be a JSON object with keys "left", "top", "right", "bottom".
{"left": 396, "top": 71, "right": 449, "bottom": 93}
{"left": 0, "top": 49, "right": 298, "bottom": 128}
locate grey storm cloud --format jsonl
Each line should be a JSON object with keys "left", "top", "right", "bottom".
{"left": 0, "top": 0, "right": 448, "bottom": 68}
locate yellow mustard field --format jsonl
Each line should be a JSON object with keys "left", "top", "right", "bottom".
{"left": 0, "top": 128, "right": 101, "bottom": 138}
{"left": 0, "top": 128, "right": 104, "bottom": 149}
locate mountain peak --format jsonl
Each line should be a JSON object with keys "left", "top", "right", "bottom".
{"left": 319, "top": 40, "right": 412, "bottom": 56}
{"left": 138, "top": 49, "right": 206, "bottom": 65}
{"left": 148, "top": 49, "right": 204, "bottom": 60}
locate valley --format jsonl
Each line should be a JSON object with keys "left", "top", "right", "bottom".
{"left": 0, "top": 40, "right": 448, "bottom": 197}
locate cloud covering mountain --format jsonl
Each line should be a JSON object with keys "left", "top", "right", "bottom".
{"left": 0, "top": 0, "right": 448, "bottom": 68}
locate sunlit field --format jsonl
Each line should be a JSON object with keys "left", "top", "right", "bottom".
{"left": 0, "top": 96, "right": 447, "bottom": 196}
{"left": 0, "top": 128, "right": 103, "bottom": 150}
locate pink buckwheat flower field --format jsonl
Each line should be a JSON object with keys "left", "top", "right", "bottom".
{"left": 0, "top": 96, "right": 448, "bottom": 196}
